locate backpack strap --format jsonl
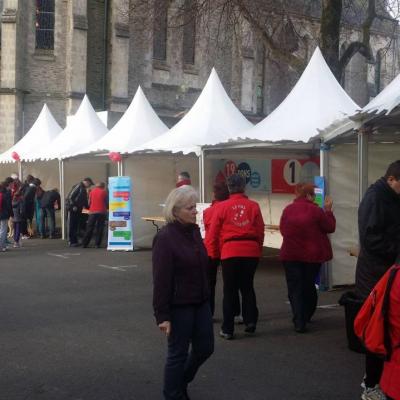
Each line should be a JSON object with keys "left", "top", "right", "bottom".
{"left": 382, "top": 265, "right": 400, "bottom": 361}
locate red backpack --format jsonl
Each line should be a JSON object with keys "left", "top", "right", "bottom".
{"left": 354, "top": 264, "right": 400, "bottom": 360}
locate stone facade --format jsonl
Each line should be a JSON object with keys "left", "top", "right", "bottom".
{"left": 0, "top": 0, "right": 399, "bottom": 151}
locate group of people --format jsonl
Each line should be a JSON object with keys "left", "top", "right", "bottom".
{"left": 152, "top": 172, "right": 336, "bottom": 399}
{"left": 0, "top": 173, "right": 61, "bottom": 251}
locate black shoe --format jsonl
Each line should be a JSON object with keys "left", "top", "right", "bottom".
{"left": 219, "top": 330, "right": 234, "bottom": 340}
{"left": 244, "top": 323, "right": 256, "bottom": 334}
{"left": 294, "top": 325, "right": 307, "bottom": 333}
{"left": 69, "top": 243, "right": 80, "bottom": 247}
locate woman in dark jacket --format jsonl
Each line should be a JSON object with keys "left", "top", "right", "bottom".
{"left": 153, "top": 185, "right": 214, "bottom": 400}
{"left": 280, "top": 183, "right": 336, "bottom": 333}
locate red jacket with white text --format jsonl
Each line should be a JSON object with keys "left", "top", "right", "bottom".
{"left": 279, "top": 197, "right": 336, "bottom": 263}
{"left": 207, "top": 193, "right": 265, "bottom": 260}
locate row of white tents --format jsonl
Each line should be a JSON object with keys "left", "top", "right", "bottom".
{"left": 1, "top": 46, "right": 400, "bottom": 287}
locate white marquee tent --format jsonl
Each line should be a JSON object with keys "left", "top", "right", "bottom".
{"left": 133, "top": 68, "right": 253, "bottom": 156}
{"left": 33, "top": 95, "right": 109, "bottom": 160}
{"left": 0, "top": 104, "right": 62, "bottom": 164}
{"left": 80, "top": 86, "right": 168, "bottom": 155}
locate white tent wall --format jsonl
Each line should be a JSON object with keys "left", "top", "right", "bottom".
{"left": 124, "top": 155, "right": 199, "bottom": 247}
{"left": 0, "top": 163, "right": 18, "bottom": 179}
{"left": 328, "top": 142, "right": 400, "bottom": 286}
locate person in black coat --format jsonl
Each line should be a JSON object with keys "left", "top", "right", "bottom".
{"left": 153, "top": 185, "right": 214, "bottom": 400}
{"left": 66, "top": 177, "right": 94, "bottom": 246}
{"left": 356, "top": 160, "right": 400, "bottom": 398}
{"left": 40, "top": 188, "right": 61, "bottom": 238}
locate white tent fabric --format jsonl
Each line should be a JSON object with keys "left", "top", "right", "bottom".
{"left": 238, "top": 47, "right": 359, "bottom": 143}
{"left": 132, "top": 68, "right": 253, "bottom": 156}
{"left": 0, "top": 105, "right": 62, "bottom": 163}
{"left": 33, "top": 95, "right": 109, "bottom": 160}
{"left": 81, "top": 86, "right": 168, "bottom": 155}
{"left": 361, "top": 73, "right": 400, "bottom": 116}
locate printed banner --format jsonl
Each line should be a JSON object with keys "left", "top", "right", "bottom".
{"left": 107, "top": 176, "right": 133, "bottom": 251}
{"left": 212, "top": 159, "right": 271, "bottom": 192}
{"left": 271, "top": 158, "right": 320, "bottom": 193}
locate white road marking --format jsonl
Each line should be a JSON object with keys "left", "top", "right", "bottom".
{"left": 98, "top": 264, "right": 138, "bottom": 272}
{"left": 47, "top": 252, "right": 81, "bottom": 259}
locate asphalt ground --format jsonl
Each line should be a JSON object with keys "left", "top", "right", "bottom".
{"left": 0, "top": 239, "right": 364, "bottom": 400}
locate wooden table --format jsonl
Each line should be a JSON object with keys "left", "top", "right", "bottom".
{"left": 142, "top": 216, "right": 166, "bottom": 232}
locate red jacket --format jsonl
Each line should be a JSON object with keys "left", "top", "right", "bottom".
{"left": 89, "top": 187, "right": 108, "bottom": 213}
{"left": 380, "top": 272, "right": 400, "bottom": 399}
{"left": 207, "top": 193, "right": 265, "bottom": 260}
{"left": 279, "top": 197, "right": 336, "bottom": 263}
{"left": 203, "top": 201, "right": 219, "bottom": 258}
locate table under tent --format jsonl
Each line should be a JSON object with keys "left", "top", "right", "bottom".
{"left": 319, "top": 70, "right": 400, "bottom": 286}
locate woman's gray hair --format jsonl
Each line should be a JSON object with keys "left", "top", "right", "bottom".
{"left": 227, "top": 173, "right": 246, "bottom": 194}
{"left": 163, "top": 185, "right": 198, "bottom": 223}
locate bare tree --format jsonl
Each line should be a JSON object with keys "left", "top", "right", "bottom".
{"left": 129, "top": 0, "right": 399, "bottom": 81}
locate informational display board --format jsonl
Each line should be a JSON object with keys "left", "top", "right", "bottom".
{"left": 271, "top": 158, "right": 320, "bottom": 193}
{"left": 107, "top": 176, "right": 134, "bottom": 251}
{"left": 212, "top": 159, "right": 271, "bottom": 192}
{"left": 314, "top": 176, "right": 325, "bottom": 208}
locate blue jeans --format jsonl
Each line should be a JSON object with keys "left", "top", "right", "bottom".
{"left": 163, "top": 302, "right": 214, "bottom": 400}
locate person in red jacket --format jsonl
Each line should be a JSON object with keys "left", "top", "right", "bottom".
{"left": 203, "top": 181, "right": 231, "bottom": 317}
{"left": 380, "top": 268, "right": 400, "bottom": 400}
{"left": 82, "top": 182, "right": 108, "bottom": 248}
{"left": 208, "top": 174, "right": 265, "bottom": 339}
{"left": 280, "top": 183, "right": 336, "bottom": 333}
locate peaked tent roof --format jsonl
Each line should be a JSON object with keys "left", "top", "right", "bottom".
{"left": 236, "top": 47, "right": 359, "bottom": 143}
{"left": 359, "top": 72, "right": 400, "bottom": 116}
{"left": 133, "top": 68, "right": 253, "bottom": 156}
{"left": 35, "top": 95, "right": 109, "bottom": 160}
{"left": 81, "top": 86, "right": 168, "bottom": 155}
{"left": 0, "top": 104, "right": 63, "bottom": 163}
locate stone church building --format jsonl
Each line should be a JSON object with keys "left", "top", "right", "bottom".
{"left": 0, "top": 0, "right": 399, "bottom": 152}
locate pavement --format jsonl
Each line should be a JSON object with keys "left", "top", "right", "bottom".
{"left": 1, "top": 239, "right": 364, "bottom": 400}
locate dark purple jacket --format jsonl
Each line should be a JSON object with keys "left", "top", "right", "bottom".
{"left": 152, "top": 222, "right": 210, "bottom": 324}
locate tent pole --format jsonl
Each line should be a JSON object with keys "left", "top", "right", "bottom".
{"left": 59, "top": 159, "right": 66, "bottom": 240}
{"left": 198, "top": 150, "right": 205, "bottom": 202}
{"left": 357, "top": 127, "right": 369, "bottom": 204}
{"left": 18, "top": 161, "right": 23, "bottom": 181}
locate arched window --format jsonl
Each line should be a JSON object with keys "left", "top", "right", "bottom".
{"left": 182, "top": 0, "right": 195, "bottom": 65}
{"left": 153, "top": 2, "right": 168, "bottom": 61}
{"left": 35, "top": 0, "right": 55, "bottom": 50}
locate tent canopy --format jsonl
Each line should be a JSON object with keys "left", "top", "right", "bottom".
{"left": 237, "top": 47, "right": 359, "bottom": 144}
{"left": 81, "top": 86, "right": 168, "bottom": 155}
{"left": 0, "top": 105, "right": 62, "bottom": 163}
{"left": 34, "top": 95, "right": 109, "bottom": 160}
{"left": 132, "top": 68, "right": 253, "bottom": 156}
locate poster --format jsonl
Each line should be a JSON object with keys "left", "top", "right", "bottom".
{"left": 313, "top": 176, "right": 325, "bottom": 208}
{"left": 107, "top": 176, "right": 134, "bottom": 251}
{"left": 212, "top": 159, "right": 271, "bottom": 192}
{"left": 271, "top": 158, "right": 320, "bottom": 193}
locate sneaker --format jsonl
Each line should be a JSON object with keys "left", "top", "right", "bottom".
{"left": 21, "top": 235, "right": 30, "bottom": 240}
{"left": 13, "top": 242, "right": 20, "bottom": 248}
{"left": 361, "top": 385, "right": 387, "bottom": 400}
{"left": 234, "top": 315, "right": 244, "bottom": 325}
{"left": 219, "top": 330, "right": 234, "bottom": 340}
{"left": 244, "top": 323, "right": 256, "bottom": 334}
{"left": 2, "top": 247, "right": 7, "bottom": 252}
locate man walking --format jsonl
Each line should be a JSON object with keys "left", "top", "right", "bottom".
{"left": 356, "top": 160, "right": 400, "bottom": 400}
{"left": 66, "top": 177, "right": 94, "bottom": 247}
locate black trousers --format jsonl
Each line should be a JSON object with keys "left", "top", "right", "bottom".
{"left": 82, "top": 213, "right": 106, "bottom": 247}
{"left": 221, "top": 257, "right": 259, "bottom": 334}
{"left": 68, "top": 210, "right": 81, "bottom": 244}
{"left": 283, "top": 261, "right": 321, "bottom": 330}
{"left": 364, "top": 352, "right": 384, "bottom": 388}
{"left": 164, "top": 302, "right": 214, "bottom": 400}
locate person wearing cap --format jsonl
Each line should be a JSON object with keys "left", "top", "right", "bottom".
{"left": 279, "top": 183, "right": 335, "bottom": 333}
{"left": 208, "top": 174, "right": 265, "bottom": 339}
{"left": 66, "top": 177, "right": 94, "bottom": 247}
{"left": 176, "top": 171, "right": 191, "bottom": 188}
